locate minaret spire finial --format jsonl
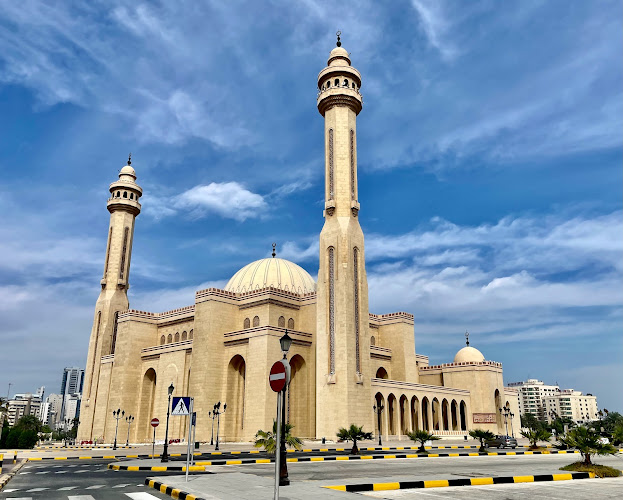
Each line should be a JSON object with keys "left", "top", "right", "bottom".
{"left": 127, "top": 153, "right": 132, "bottom": 166}
{"left": 465, "top": 331, "right": 470, "bottom": 346}
{"left": 336, "top": 30, "right": 342, "bottom": 47}
{"left": 272, "top": 243, "right": 276, "bottom": 258}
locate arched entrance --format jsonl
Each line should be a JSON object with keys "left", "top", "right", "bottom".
{"left": 138, "top": 368, "right": 156, "bottom": 442}
{"left": 376, "top": 367, "right": 388, "bottom": 379}
{"left": 411, "top": 396, "right": 420, "bottom": 431}
{"left": 451, "top": 400, "right": 458, "bottom": 431}
{"left": 442, "top": 399, "right": 449, "bottom": 431}
{"left": 374, "top": 392, "right": 386, "bottom": 439}
{"left": 432, "top": 398, "right": 440, "bottom": 430}
{"left": 494, "top": 389, "right": 502, "bottom": 432}
{"left": 460, "top": 401, "right": 467, "bottom": 431}
{"left": 422, "top": 397, "right": 430, "bottom": 431}
{"left": 399, "top": 395, "right": 409, "bottom": 434}
{"left": 288, "top": 354, "right": 310, "bottom": 437}
{"left": 387, "top": 394, "right": 397, "bottom": 435}
{"left": 226, "top": 355, "right": 246, "bottom": 440}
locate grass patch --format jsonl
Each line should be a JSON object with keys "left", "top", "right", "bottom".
{"left": 560, "top": 462, "right": 622, "bottom": 478}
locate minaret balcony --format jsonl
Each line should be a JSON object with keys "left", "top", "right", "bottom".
{"left": 317, "top": 87, "right": 363, "bottom": 116}
{"left": 107, "top": 197, "right": 141, "bottom": 215}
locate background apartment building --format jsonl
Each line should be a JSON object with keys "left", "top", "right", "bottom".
{"left": 59, "top": 367, "right": 84, "bottom": 425}
{"left": 6, "top": 387, "right": 45, "bottom": 426}
{"left": 544, "top": 389, "right": 598, "bottom": 424}
{"left": 507, "top": 379, "right": 560, "bottom": 419}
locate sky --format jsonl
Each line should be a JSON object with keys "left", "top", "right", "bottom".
{"left": 0, "top": 1, "right": 621, "bottom": 412}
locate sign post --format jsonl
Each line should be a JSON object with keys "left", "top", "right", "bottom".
{"left": 185, "top": 399, "right": 194, "bottom": 482}
{"left": 150, "top": 418, "right": 160, "bottom": 458}
{"left": 270, "top": 361, "right": 290, "bottom": 500}
{"left": 191, "top": 412, "right": 197, "bottom": 465}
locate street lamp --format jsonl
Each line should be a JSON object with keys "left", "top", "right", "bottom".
{"left": 125, "top": 415, "right": 135, "bottom": 446}
{"left": 279, "top": 331, "right": 292, "bottom": 486}
{"left": 499, "top": 407, "right": 514, "bottom": 438}
{"left": 209, "top": 410, "right": 216, "bottom": 445}
{"left": 213, "top": 401, "right": 227, "bottom": 451}
{"left": 112, "top": 409, "right": 125, "bottom": 450}
{"left": 161, "top": 383, "right": 175, "bottom": 462}
{"left": 373, "top": 403, "right": 385, "bottom": 446}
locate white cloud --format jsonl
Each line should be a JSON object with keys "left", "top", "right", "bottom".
{"left": 410, "top": 0, "right": 458, "bottom": 61}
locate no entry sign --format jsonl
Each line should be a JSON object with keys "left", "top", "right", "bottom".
{"left": 270, "top": 361, "right": 287, "bottom": 392}
{"left": 150, "top": 418, "right": 160, "bottom": 428}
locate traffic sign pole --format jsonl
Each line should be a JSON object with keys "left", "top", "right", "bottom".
{"left": 185, "top": 398, "right": 194, "bottom": 482}
{"left": 150, "top": 418, "right": 159, "bottom": 458}
{"left": 274, "top": 390, "right": 281, "bottom": 500}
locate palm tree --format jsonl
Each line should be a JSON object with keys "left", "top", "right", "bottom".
{"left": 565, "top": 426, "right": 617, "bottom": 465}
{"left": 521, "top": 428, "right": 552, "bottom": 449}
{"left": 337, "top": 424, "right": 373, "bottom": 455}
{"left": 406, "top": 430, "right": 441, "bottom": 453}
{"left": 254, "top": 421, "right": 303, "bottom": 454}
{"left": 469, "top": 429, "right": 495, "bottom": 452}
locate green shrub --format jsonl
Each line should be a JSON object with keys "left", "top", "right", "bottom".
{"left": 18, "top": 429, "right": 38, "bottom": 449}
{"left": 560, "top": 462, "right": 621, "bottom": 478}
{"left": 0, "top": 426, "right": 10, "bottom": 448}
{"left": 5, "top": 428, "right": 21, "bottom": 448}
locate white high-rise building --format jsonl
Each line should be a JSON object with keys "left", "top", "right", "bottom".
{"left": 507, "top": 379, "right": 560, "bottom": 419}
{"left": 7, "top": 388, "right": 44, "bottom": 427}
{"left": 39, "top": 394, "right": 63, "bottom": 428}
{"left": 544, "top": 390, "right": 598, "bottom": 424}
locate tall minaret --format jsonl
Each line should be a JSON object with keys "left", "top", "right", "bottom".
{"left": 78, "top": 156, "right": 142, "bottom": 440}
{"left": 316, "top": 34, "right": 373, "bottom": 436}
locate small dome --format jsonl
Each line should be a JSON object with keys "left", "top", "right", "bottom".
{"left": 454, "top": 346, "right": 485, "bottom": 363}
{"left": 225, "top": 258, "right": 316, "bottom": 295}
{"left": 328, "top": 46, "right": 351, "bottom": 66}
{"left": 120, "top": 165, "right": 136, "bottom": 178}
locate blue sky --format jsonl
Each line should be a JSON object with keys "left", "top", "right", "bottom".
{"left": 1, "top": 1, "right": 621, "bottom": 411}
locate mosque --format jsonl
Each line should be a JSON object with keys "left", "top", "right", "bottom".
{"left": 77, "top": 37, "right": 520, "bottom": 444}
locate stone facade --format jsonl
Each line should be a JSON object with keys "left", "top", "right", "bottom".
{"left": 77, "top": 41, "right": 519, "bottom": 444}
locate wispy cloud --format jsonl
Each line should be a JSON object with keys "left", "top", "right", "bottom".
{"left": 410, "top": 0, "right": 458, "bottom": 61}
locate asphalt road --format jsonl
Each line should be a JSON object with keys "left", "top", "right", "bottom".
{"left": 0, "top": 459, "right": 174, "bottom": 500}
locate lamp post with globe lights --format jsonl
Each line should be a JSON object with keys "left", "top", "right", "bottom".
{"left": 161, "top": 383, "right": 175, "bottom": 462}
{"left": 125, "top": 415, "right": 135, "bottom": 446}
{"left": 112, "top": 409, "right": 125, "bottom": 450}
{"left": 278, "top": 331, "right": 293, "bottom": 486}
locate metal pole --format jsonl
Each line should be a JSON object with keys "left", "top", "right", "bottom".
{"left": 162, "top": 393, "right": 172, "bottom": 462}
{"left": 376, "top": 408, "right": 382, "bottom": 446}
{"left": 274, "top": 392, "right": 281, "bottom": 500}
{"left": 185, "top": 399, "right": 193, "bottom": 482}
{"left": 210, "top": 412, "right": 214, "bottom": 445}
{"left": 126, "top": 419, "right": 131, "bottom": 447}
{"left": 152, "top": 426, "right": 156, "bottom": 458}
{"left": 215, "top": 410, "right": 221, "bottom": 451}
{"left": 113, "top": 417, "right": 119, "bottom": 450}
{"left": 279, "top": 385, "right": 289, "bottom": 486}
{"left": 191, "top": 412, "right": 197, "bottom": 465}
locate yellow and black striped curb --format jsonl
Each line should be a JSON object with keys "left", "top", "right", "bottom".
{"left": 33, "top": 446, "right": 133, "bottom": 451}
{"left": 145, "top": 478, "right": 206, "bottom": 500}
{"left": 0, "top": 459, "right": 28, "bottom": 492}
{"left": 325, "top": 472, "right": 597, "bottom": 492}
{"left": 107, "top": 449, "right": 584, "bottom": 471}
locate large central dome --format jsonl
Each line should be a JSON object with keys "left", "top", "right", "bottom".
{"left": 224, "top": 257, "right": 316, "bottom": 295}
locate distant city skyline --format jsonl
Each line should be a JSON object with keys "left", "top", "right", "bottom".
{"left": 0, "top": 2, "right": 621, "bottom": 411}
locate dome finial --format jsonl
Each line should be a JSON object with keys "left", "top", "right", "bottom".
{"left": 127, "top": 152, "right": 132, "bottom": 166}
{"left": 465, "top": 331, "right": 470, "bottom": 346}
{"left": 272, "top": 243, "right": 277, "bottom": 258}
{"left": 336, "top": 30, "right": 342, "bottom": 47}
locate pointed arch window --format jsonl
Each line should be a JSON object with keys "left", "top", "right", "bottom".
{"left": 288, "top": 318, "right": 294, "bottom": 329}
{"left": 103, "top": 227, "right": 112, "bottom": 279}
{"left": 253, "top": 316, "right": 260, "bottom": 327}
{"left": 174, "top": 332, "right": 180, "bottom": 342}
{"left": 244, "top": 318, "right": 250, "bottom": 329}
{"left": 350, "top": 129, "right": 356, "bottom": 200}
{"left": 111, "top": 311, "right": 119, "bottom": 354}
{"left": 190, "top": 329, "right": 194, "bottom": 340}
{"left": 182, "top": 331, "right": 187, "bottom": 341}
{"left": 328, "top": 246, "right": 335, "bottom": 374}
{"left": 278, "top": 316, "right": 285, "bottom": 328}
{"left": 160, "top": 335, "right": 165, "bottom": 345}
{"left": 167, "top": 333, "right": 172, "bottom": 343}
{"left": 353, "top": 247, "right": 361, "bottom": 373}
{"left": 119, "top": 227, "right": 129, "bottom": 280}
{"left": 328, "top": 129, "right": 334, "bottom": 200}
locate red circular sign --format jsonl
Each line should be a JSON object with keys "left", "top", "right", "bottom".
{"left": 150, "top": 418, "right": 160, "bottom": 428}
{"left": 269, "top": 361, "right": 287, "bottom": 392}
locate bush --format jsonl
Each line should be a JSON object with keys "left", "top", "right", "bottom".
{"left": 18, "top": 429, "right": 38, "bottom": 449}
{"left": 5, "top": 428, "right": 22, "bottom": 448}
{"left": 560, "top": 462, "right": 621, "bottom": 478}
{"left": 0, "top": 426, "right": 10, "bottom": 448}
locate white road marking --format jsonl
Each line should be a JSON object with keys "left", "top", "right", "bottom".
{"left": 74, "top": 469, "right": 88, "bottom": 473}
{"left": 113, "top": 483, "right": 131, "bottom": 487}
{"left": 34, "top": 471, "right": 50, "bottom": 474}
{"left": 4, "top": 497, "right": 32, "bottom": 500}
{"left": 85, "top": 484, "right": 105, "bottom": 489}
{"left": 125, "top": 492, "right": 164, "bottom": 499}
{"left": 55, "top": 470, "right": 68, "bottom": 473}
{"left": 26, "top": 487, "right": 49, "bottom": 492}
{"left": 2, "top": 488, "right": 19, "bottom": 492}
{"left": 57, "top": 486, "right": 79, "bottom": 490}
{"left": 68, "top": 496, "right": 98, "bottom": 500}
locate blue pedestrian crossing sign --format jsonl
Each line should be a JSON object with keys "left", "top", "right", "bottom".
{"left": 171, "top": 396, "right": 191, "bottom": 415}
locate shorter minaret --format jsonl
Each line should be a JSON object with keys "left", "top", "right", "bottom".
{"left": 78, "top": 155, "right": 142, "bottom": 441}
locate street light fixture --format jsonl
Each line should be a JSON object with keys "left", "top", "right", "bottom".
{"left": 213, "top": 401, "right": 227, "bottom": 451}
{"left": 499, "top": 406, "right": 514, "bottom": 437}
{"left": 112, "top": 409, "right": 125, "bottom": 450}
{"left": 161, "top": 383, "right": 174, "bottom": 462}
{"left": 125, "top": 415, "right": 135, "bottom": 446}
{"left": 209, "top": 410, "right": 216, "bottom": 445}
{"left": 279, "top": 331, "right": 292, "bottom": 486}
{"left": 373, "top": 403, "right": 385, "bottom": 446}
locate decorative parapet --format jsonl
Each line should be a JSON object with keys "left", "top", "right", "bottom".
{"left": 371, "top": 378, "right": 471, "bottom": 396}
{"left": 369, "top": 312, "right": 414, "bottom": 325}
{"left": 101, "top": 354, "right": 114, "bottom": 364}
{"left": 141, "top": 340, "right": 193, "bottom": 358}
{"left": 370, "top": 345, "right": 392, "bottom": 360}
{"left": 421, "top": 360, "right": 503, "bottom": 370}
{"left": 118, "top": 305, "right": 195, "bottom": 325}
{"left": 223, "top": 326, "right": 312, "bottom": 347}
{"left": 195, "top": 286, "right": 317, "bottom": 304}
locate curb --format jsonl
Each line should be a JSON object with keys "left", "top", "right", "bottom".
{"left": 145, "top": 478, "right": 206, "bottom": 500}
{"left": 325, "top": 472, "right": 597, "bottom": 492}
{"left": 108, "top": 449, "right": 582, "bottom": 471}
{"left": 0, "top": 459, "right": 28, "bottom": 491}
